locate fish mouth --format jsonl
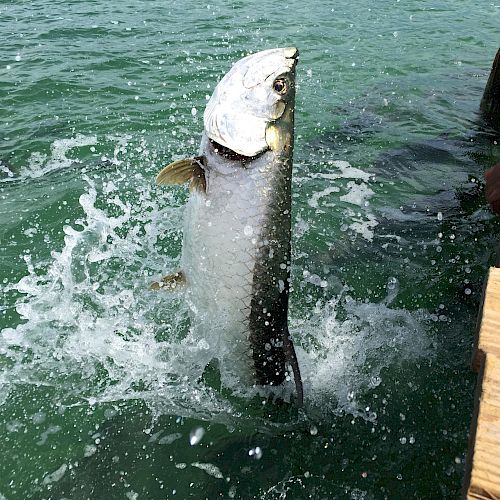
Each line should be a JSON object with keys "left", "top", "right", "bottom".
{"left": 209, "top": 138, "right": 268, "bottom": 162}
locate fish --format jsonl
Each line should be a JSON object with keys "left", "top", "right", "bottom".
{"left": 154, "top": 47, "right": 303, "bottom": 406}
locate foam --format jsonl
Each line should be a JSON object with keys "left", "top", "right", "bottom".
{"left": 307, "top": 160, "right": 378, "bottom": 241}
{"left": 294, "top": 285, "right": 432, "bottom": 420}
{"left": 0, "top": 134, "right": 134, "bottom": 183}
{"left": 22, "top": 134, "right": 98, "bottom": 178}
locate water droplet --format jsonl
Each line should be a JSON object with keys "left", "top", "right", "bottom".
{"left": 248, "top": 446, "right": 263, "bottom": 459}
{"left": 189, "top": 427, "right": 205, "bottom": 446}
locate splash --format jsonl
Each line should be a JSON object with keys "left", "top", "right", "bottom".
{"left": 21, "top": 134, "right": 99, "bottom": 178}
{"left": 294, "top": 283, "right": 432, "bottom": 421}
{"left": 1, "top": 134, "right": 135, "bottom": 183}
{"left": 307, "top": 160, "right": 379, "bottom": 241}
{"left": 1, "top": 158, "right": 432, "bottom": 426}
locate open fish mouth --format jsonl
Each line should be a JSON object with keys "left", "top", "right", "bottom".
{"left": 208, "top": 138, "right": 268, "bottom": 162}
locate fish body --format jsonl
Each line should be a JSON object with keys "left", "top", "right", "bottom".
{"left": 156, "top": 48, "right": 302, "bottom": 404}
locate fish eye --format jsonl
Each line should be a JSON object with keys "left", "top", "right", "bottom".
{"left": 273, "top": 78, "right": 288, "bottom": 95}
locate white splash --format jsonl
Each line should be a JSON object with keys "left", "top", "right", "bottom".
{"left": 1, "top": 154, "right": 432, "bottom": 426}
{"left": 308, "top": 160, "right": 378, "bottom": 240}
{"left": 43, "top": 463, "right": 67, "bottom": 484}
{"left": 191, "top": 462, "right": 224, "bottom": 479}
{"left": 22, "top": 134, "right": 98, "bottom": 178}
{"left": 293, "top": 292, "right": 431, "bottom": 420}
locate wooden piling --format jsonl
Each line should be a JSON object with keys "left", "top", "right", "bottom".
{"left": 480, "top": 48, "right": 500, "bottom": 128}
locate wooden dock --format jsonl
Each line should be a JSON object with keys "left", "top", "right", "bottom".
{"left": 463, "top": 267, "right": 500, "bottom": 499}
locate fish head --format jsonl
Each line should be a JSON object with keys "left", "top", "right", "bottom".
{"left": 204, "top": 47, "right": 298, "bottom": 158}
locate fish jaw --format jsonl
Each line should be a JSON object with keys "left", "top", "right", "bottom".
{"left": 203, "top": 47, "right": 298, "bottom": 157}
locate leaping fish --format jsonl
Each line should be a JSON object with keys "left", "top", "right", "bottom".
{"left": 154, "top": 47, "right": 303, "bottom": 406}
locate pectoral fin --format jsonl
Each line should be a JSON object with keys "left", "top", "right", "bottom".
{"left": 150, "top": 271, "right": 186, "bottom": 291}
{"left": 156, "top": 156, "right": 206, "bottom": 193}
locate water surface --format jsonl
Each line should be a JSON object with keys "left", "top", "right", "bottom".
{"left": 1, "top": 1, "right": 500, "bottom": 498}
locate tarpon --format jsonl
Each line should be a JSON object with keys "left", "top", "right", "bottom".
{"left": 154, "top": 48, "right": 303, "bottom": 405}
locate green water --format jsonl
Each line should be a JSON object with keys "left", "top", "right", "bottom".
{"left": 1, "top": 1, "right": 500, "bottom": 498}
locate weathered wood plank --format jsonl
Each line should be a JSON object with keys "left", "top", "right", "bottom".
{"left": 472, "top": 267, "right": 500, "bottom": 372}
{"left": 464, "top": 354, "right": 500, "bottom": 499}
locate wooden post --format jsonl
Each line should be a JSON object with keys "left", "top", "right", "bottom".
{"left": 480, "top": 48, "right": 500, "bottom": 128}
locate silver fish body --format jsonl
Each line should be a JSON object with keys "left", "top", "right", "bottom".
{"left": 156, "top": 48, "right": 302, "bottom": 404}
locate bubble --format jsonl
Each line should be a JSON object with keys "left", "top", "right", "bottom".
{"left": 32, "top": 412, "right": 46, "bottom": 425}
{"left": 387, "top": 277, "right": 397, "bottom": 290}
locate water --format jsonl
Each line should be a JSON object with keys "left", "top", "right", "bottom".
{"left": 1, "top": 1, "right": 499, "bottom": 498}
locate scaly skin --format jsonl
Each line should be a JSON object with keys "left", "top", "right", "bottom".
{"left": 182, "top": 132, "right": 293, "bottom": 388}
